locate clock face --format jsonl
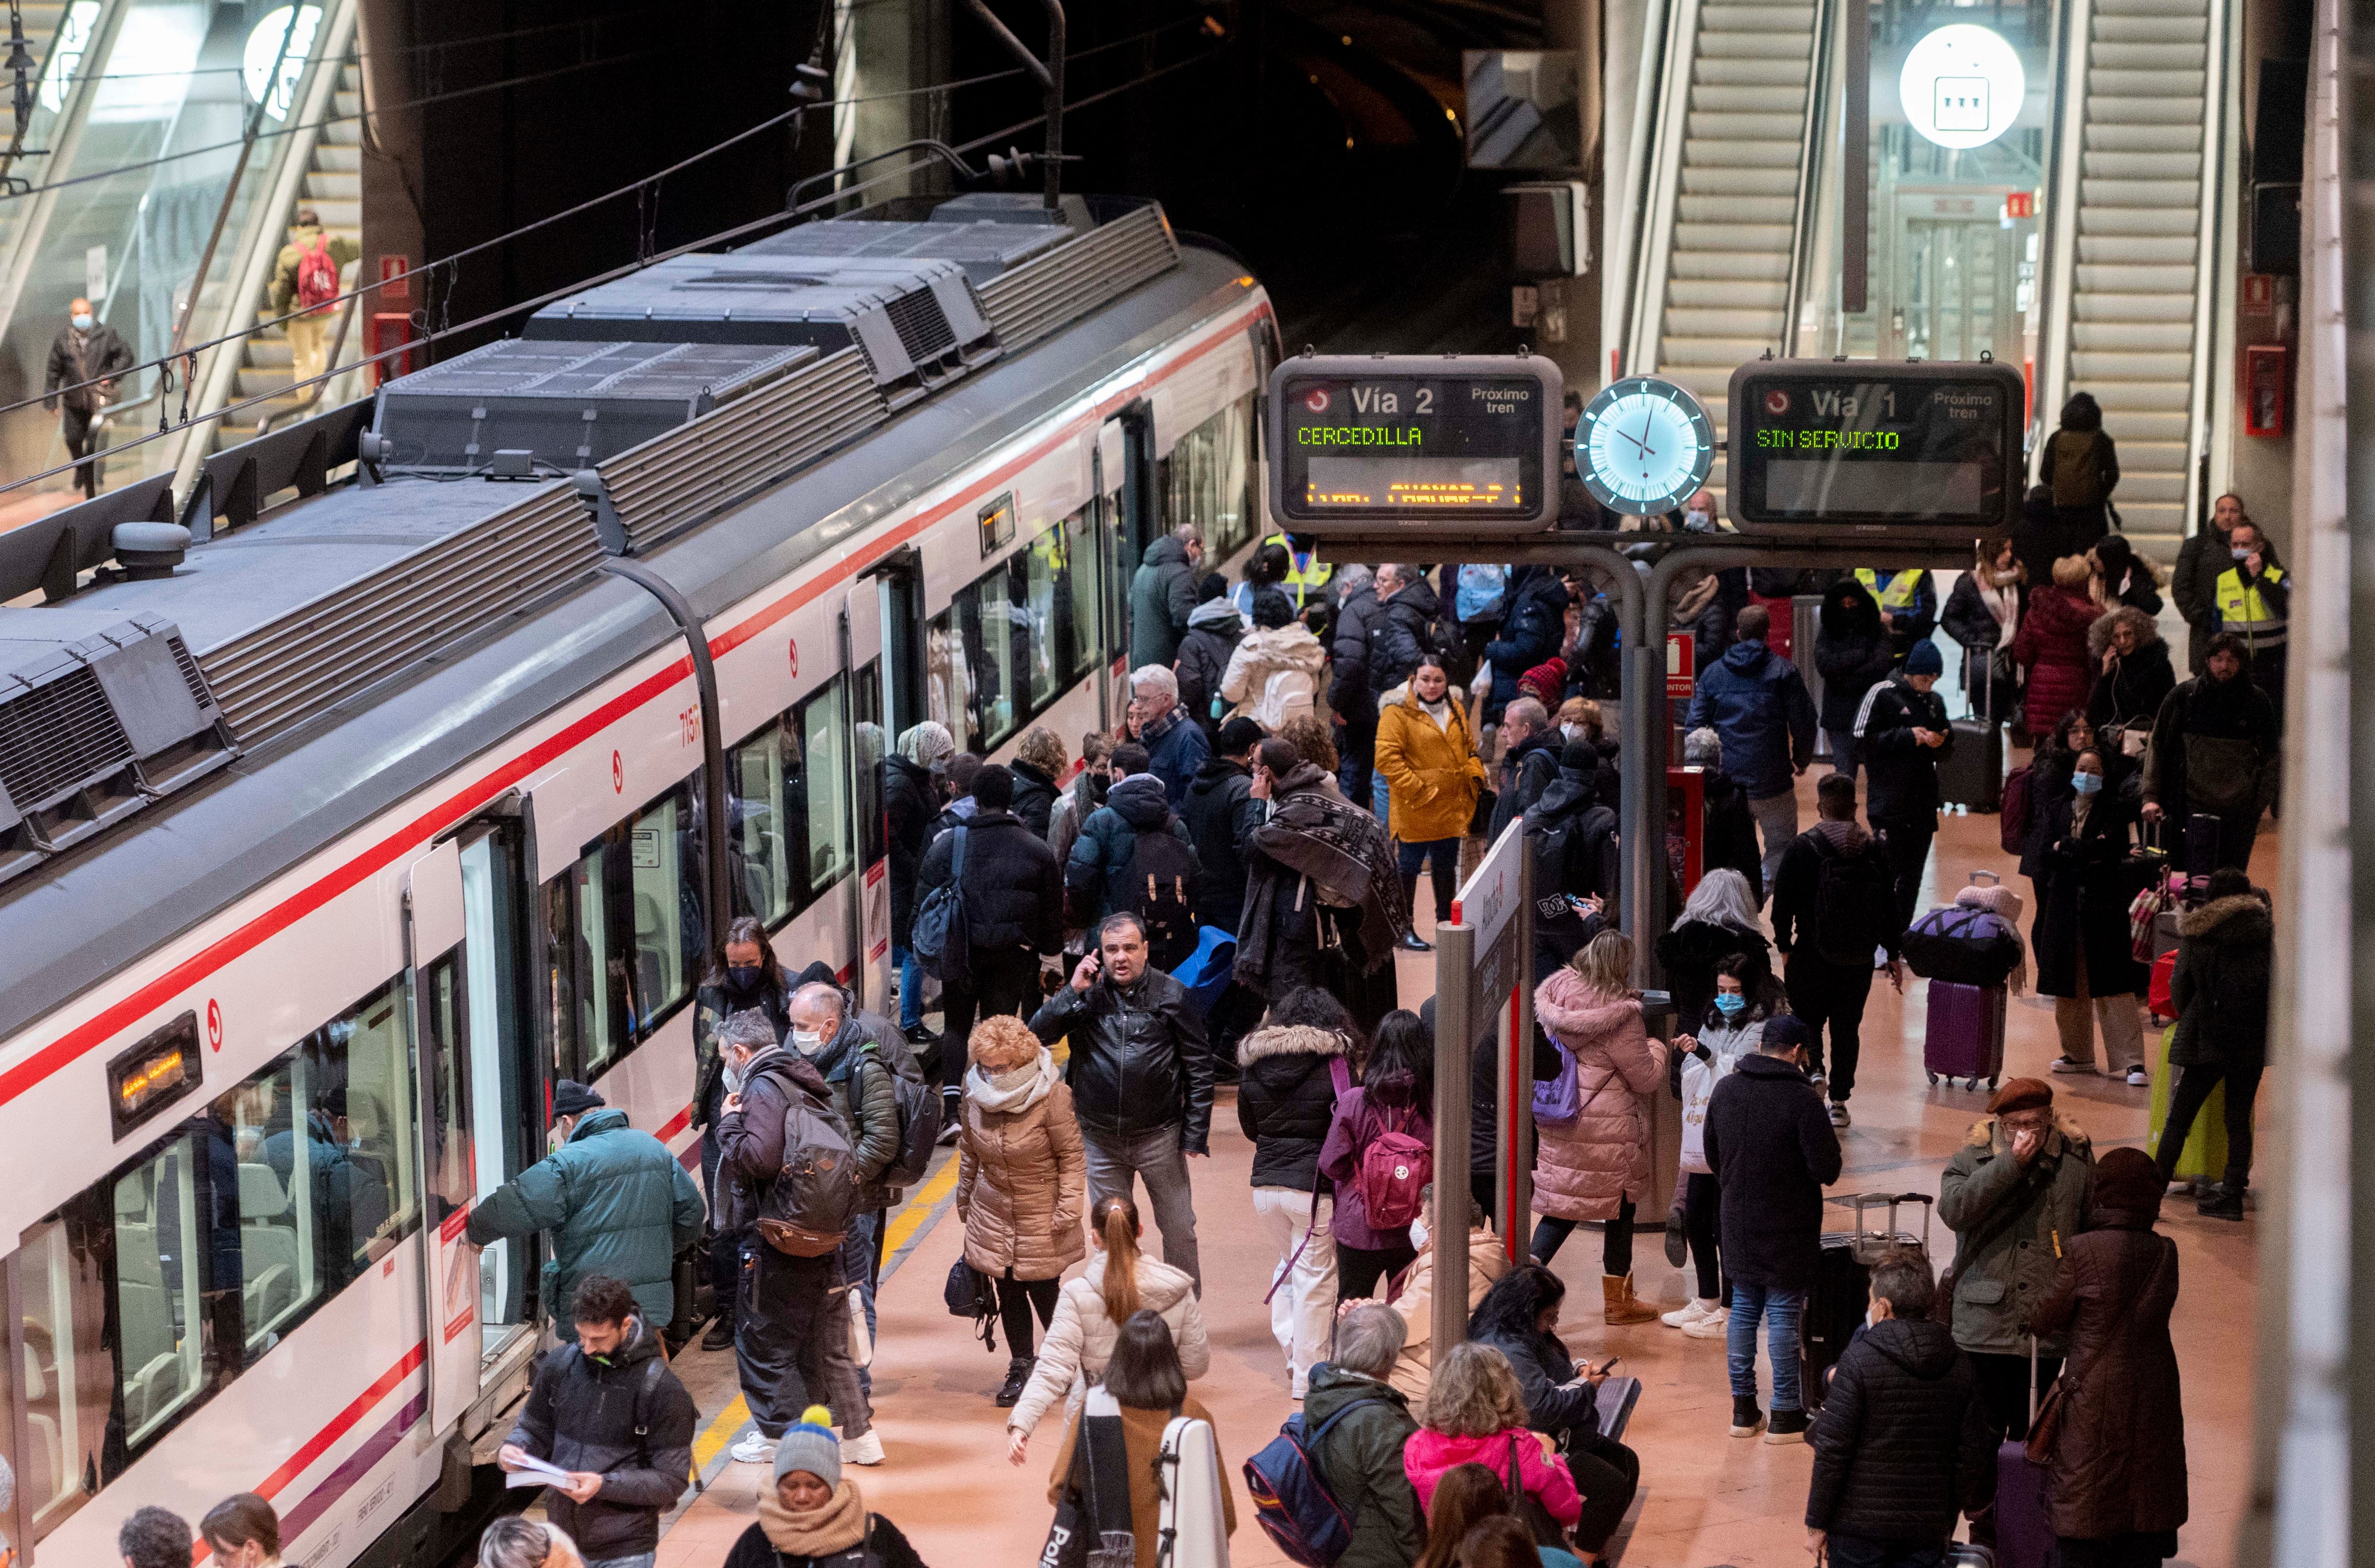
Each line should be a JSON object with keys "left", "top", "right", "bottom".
{"left": 1579, "top": 377, "right": 1716, "bottom": 515}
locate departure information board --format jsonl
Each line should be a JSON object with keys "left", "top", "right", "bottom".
{"left": 1267, "top": 353, "right": 1560, "bottom": 534}
{"left": 1726, "top": 359, "right": 2024, "bottom": 537}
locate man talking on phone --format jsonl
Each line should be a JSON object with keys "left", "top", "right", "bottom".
{"left": 1029, "top": 911, "right": 1213, "bottom": 1287}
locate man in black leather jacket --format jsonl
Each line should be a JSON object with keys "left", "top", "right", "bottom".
{"left": 1028, "top": 911, "right": 1214, "bottom": 1286}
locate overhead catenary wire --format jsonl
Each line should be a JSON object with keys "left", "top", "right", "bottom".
{"left": 23, "top": 13, "right": 1211, "bottom": 417}
{"left": 0, "top": 42, "right": 1225, "bottom": 501}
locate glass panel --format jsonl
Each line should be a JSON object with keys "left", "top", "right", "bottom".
{"left": 420, "top": 948, "right": 476, "bottom": 1252}
{"left": 1163, "top": 398, "right": 1256, "bottom": 561}
{"left": 1065, "top": 507, "right": 1102, "bottom": 679}
{"left": 731, "top": 725, "right": 795, "bottom": 924}
{"left": 956, "top": 569, "right": 1018, "bottom": 752}
{"left": 926, "top": 610, "right": 969, "bottom": 746}
{"left": 21, "top": 1211, "right": 106, "bottom": 1540}
{"left": 554, "top": 783, "right": 705, "bottom": 1077}
{"left": 297, "top": 978, "right": 414, "bottom": 1287}
{"left": 556, "top": 843, "right": 624, "bottom": 1074}
{"left": 230, "top": 1061, "right": 316, "bottom": 1351}
{"left": 798, "top": 677, "right": 851, "bottom": 896}
{"left": 458, "top": 834, "right": 527, "bottom": 1329}
{"left": 1020, "top": 529, "right": 1070, "bottom": 706}
{"left": 853, "top": 661, "right": 886, "bottom": 867}
{"left": 114, "top": 1132, "right": 207, "bottom": 1443}
{"left": 627, "top": 790, "right": 695, "bottom": 1025}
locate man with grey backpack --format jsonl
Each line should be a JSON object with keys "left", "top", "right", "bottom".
{"left": 714, "top": 1010, "right": 869, "bottom": 1468}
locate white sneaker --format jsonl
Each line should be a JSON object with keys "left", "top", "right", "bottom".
{"left": 729, "top": 1432, "right": 778, "bottom": 1465}
{"left": 2048, "top": 1056, "right": 2099, "bottom": 1075}
{"left": 1660, "top": 1298, "right": 1718, "bottom": 1330}
{"left": 842, "top": 1429, "right": 885, "bottom": 1466}
{"left": 1681, "top": 1310, "right": 1729, "bottom": 1340}
{"left": 1828, "top": 1101, "right": 1852, "bottom": 1128}
{"left": 2125, "top": 1067, "right": 2150, "bottom": 1087}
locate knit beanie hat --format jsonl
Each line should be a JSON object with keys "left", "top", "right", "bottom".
{"left": 551, "top": 1080, "right": 604, "bottom": 1118}
{"left": 1518, "top": 658, "right": 1567, "bottom": 709}
{"left": 773, "top": 1405, "right": 841, "bottom": 1489}
{"left": 1903, "top": 640, "right": 1944, "bottom": 677}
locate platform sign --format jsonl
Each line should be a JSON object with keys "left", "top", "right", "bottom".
{"left": 1726, "top": 359, "right": 2023, "bottom": 538}
{"left": 1266, "top": 353, "right": 1561, "bottom": 534}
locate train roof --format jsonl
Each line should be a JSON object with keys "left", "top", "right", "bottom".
{"left": 0, "top": 206, "right": 1258, "bottom": 1045}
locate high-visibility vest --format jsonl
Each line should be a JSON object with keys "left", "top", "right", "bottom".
{"left": 2215, "top": 562, "right": 2287, "bottom": 652}
{"left": 1854, "top": 568, "right": 1926, "bottom": 613}
{"left": 1262, "top": 531, "right": 1333, "bottom": 608}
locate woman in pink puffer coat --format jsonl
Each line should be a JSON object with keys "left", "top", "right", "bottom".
{"left": 1530, "top": 930, "right": 1672, "bottom": 1325}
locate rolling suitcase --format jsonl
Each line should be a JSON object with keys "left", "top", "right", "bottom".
{"left": 2184, "top": 811, "right": 2223, "bottom": 879}
{"left": 1802, "top": 1193, "right": 1933, "bottom": 1407}
{"left": 2147, "top": 1022, "right": 2227, "bottom": 1184}
{"left": 1994, "top": 1341, "right": 2062, "bottom": 1568}
{"left": 1940, "top": 655, "right": 2005, "bottom": 812}
{"left": 1925, "top": 979, "right": 2006, "bottom": 1090}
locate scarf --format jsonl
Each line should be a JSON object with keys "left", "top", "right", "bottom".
{"left": 758, "top": 1478, "right": 868, "bottom": 1557}
{"left": 1235, "top": 767, "right": 1411, "bottom": 985}
{"left": 1812, "top": 816, "right": 1871, "bottom": 854}
{"left": 1419, "top": 696, "right": 1453, "bottom": 732}
{"left": 968, "top": 1049, "right": 1057, "bottom": 1114}
{"left": 1979, "top": 577, "right": 2019, "bottom": 645}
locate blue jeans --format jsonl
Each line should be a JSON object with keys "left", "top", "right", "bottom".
{"left": 1821, "top": 1537, "right": 1944, "bottom": 1568}
{"left": 1727, "top": 1281, "right": 1805, "bottom": 1411}
{"left": 841, "top": 1208, "right": 882, "bottom": 1399}
{"left": 1372, "top": 768, "right": 1390, "bottom": 819}
{"left": 587, "top": 1555, "right": 658, "bottom": 1568}
{"left": 894, "top": 945, "right": 923, "bottom": 1030}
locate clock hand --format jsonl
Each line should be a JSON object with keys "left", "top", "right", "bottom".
{"left": 1634, "top": 413, "right": 1657, "bottom": 455}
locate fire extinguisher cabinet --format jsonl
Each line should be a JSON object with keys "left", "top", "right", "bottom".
{"left": 2243, "top": 344, "right": 2288, "bottom": 437}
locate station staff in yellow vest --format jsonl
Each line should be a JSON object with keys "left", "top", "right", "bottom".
{"left": 1261, "top": 530, "right": 1333, "bottom": 611}
{"left": 1853, "top": 567, "right": 1937, "bottom": 668}
{"left": 2214, "top": 518, "right": 2289, "bottom": 720}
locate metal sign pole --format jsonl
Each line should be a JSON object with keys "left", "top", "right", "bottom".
{"left": 1431, "top": 921, "right": 1476, "bottom": 1360}
{"left": 1495, "top": 824, "right": 1536, "bottom": 1258}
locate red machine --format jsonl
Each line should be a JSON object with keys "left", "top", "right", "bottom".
{"left": 1666, "top": 765, "right": 1705, "bottom": 896}
{"left": 2242, "top": 344, "right": 2288, "bottom": 437}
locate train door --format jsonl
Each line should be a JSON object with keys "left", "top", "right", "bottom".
{"left": 868, "top": 551, "right": 924, "bottom": 1005}
{"left": 1091, "top": 403, "right": 1155, "bottom": 724}
{"left": 404, "top": 809, "right": 544, "bottom": 1438}
{"left": 843, "top": 583, "right": 891, "bottom": 1008}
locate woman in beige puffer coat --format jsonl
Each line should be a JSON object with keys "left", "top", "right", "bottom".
{"left": 1005, "top": 1195, "right": 1210, "bottom": 1465}
{"left": 957, "top": 1015, "right": 1087, "bottom": 1407}
{"left": 1530, "top": 930, "right": 1672, "bottom": 1325}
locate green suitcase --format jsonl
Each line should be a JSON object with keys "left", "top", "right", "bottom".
{"left": 2147, "top": 1023, "right": 2226, "bottom": 1182}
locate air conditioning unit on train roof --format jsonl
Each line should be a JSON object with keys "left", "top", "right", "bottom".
{"left": 370, "top": 339, "right": 820, "bottom": 475}
{"left": 524, "top": 253, "right": 998, "bottom": 406}
{"left": 740, "top": 214, "right": 1068, "bottom": 284}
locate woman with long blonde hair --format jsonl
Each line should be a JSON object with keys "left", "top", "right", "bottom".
{"left": 1530, "top": 932, "right": 1673, "bottom": 1325}
{"left": 1004, "top": 1196, "right": 1208, "bottom": 1465}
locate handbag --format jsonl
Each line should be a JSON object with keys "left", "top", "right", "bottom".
{"left": 946, "top": 1257, "right": 1000, "bottom": 1351}
{"left": 2024, "top": 1237, "right": 2170, "bottom": 1464}
{"left": 1501, "top": 1433, "right": 1570, "bottom": 1549}
{"left": 1467, "top": 785, "right": 1499, "bottom": 838}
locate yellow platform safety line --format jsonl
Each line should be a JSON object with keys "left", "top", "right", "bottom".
{"left": 688, "top": 1151, "right": 964, "bottom": 1472}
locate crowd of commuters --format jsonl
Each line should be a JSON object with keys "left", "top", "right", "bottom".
{"left": 274, "top": 489, "right": 2272, "bottom": 1568}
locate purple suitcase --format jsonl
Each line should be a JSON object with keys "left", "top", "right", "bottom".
{"left": 1924, "top": 979, "right": 2006, "bottom": 1090}
{"left": 1993, "top": 1341, "right": 2062, "bottom": 1568}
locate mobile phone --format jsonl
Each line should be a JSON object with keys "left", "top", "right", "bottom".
{"left": 1595, "top": 1357, "right": 1621, "bottom": 1376}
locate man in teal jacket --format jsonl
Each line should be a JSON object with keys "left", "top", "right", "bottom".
{"left": 468, "top": 1080, "right": 705, "bottom": 1341}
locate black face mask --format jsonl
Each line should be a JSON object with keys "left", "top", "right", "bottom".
{"left": 727, "top": 964, "right": 763, "bottom": 992}
{"left": 1088, "top": 773, "right": 1111, "bottom": 805}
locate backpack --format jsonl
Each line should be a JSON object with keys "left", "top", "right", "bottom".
{"left": 1243, "top": 1397, "right": 1387, "bottom": 1566}
{"left": 881, "top": 1062, "right": 943, "bottom": 1190}
{"left": 1456, "top": 564, "right": 1508, "bottom": 623}
{"left": 1806, "top": 833, "right": 1895, "bottom": 967}
{"left": 2049, "top": 429, "right": 2107, "bottom": 507}
{"left": 1528, "top": 803, "right": 1616, "bottom": 934}
{"left": 752, "top": 1067, "right": 862, "bottom": 1257}
{"left": 912, "top": 826, "right": 972, "bottom": 986}
{"left": 1355, "top": 1103, "right": 1431, "bottom": 1231}
{"left": 294, "top": 234, "right": 339, "bottom": 313}
{"left": 1254, "top": 664, "right": 1318, "bottom": 729}
{"left": 1999, "top": 765, "right": 2033, "bottom": 856}
{"left": 1128, "top": 823, "right": 1199, "bottom": 968}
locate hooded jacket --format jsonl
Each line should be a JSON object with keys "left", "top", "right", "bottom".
{"left": 2012, "top": 582, "right": 2098, "bottom": 739}
{"left": 1694, "top": 766, "right": 1766, "bottom": 905}
{"left": 1491, "top": 727, "right": 1565, "bottom": 841}
{"left": 1176, "top": 596, "right": 1246, "bottom": 728}
{"left": 2169, "top": 892, "right": 2273, "bottom": 1068}
{"left": 712, "top": 1048, "right": 839, "bottom": 1235}
{"left": 956, "top": 1053, "right": 1087, "bottom": 1281}
{"left": 1938, "top": 1112, "right": 2095, "bottom": 1355}
{"left": 1007, "top": 1250, "right": 1211, "bottom": 1436}
{"left": 1329, "top": 582, "right": 1389, "bottom": 725}
{"left": 1369, "top": 574, "right": 1444, "bottom": 695}
{"left": 1703, "top": 1052, "right": 1843, "bottom": 1290}
{"left": 1814, "top": 581, "right": 1898, "bottom": 733}
{"left": 1009, "top": 758, "right": 1061, "bottom": 839}
{"left": 1235, "top": 763, "right": 1412, "bottom": 994}
{"left": 918, "top": 807, "right": 1064, "bottom": 958}
{"left": 1318, "top": 1086, "right": 1433, "bottom": 1249}
{"left": 809, "top": 1022, "right": 902, "bottom": 1209}
{"left": 1234, "top": 1023, "right": 1349, "bottom": 1190}
{"left": 1221, "top": 621, "right": 1326, "bottom": 728}
{"left": 2032, "top": 789, "right": 2147, "bottom": 1001}
{"left": 1530, "top": 970, "right": 1668, "bottom": 1222}
{"left": 1855, "top": 672, "right": 1955, "bottom": 822}
{"left": 1402, "top": 1426, "right": 1580, "bottom": 1529}
{"left": 2030, "top": 1201, "right": 2186, "bottom": 1540}
{"left": 1523, "top": 764, "right": 1617, "bottom": 966}
{"left": 1684, "top": 639, "right": 1817, "bottom": 799}
{"left": 1303, "top": 1367, "right": 1423, "bottom": 1568}
{"left": 466, "top": 1107, "right": 705, "bottom": 1338}
{"left": 1182, "top": 753, "right": 1262, "bottom": 929}
{"left": 1066, "top": 772, "right": 1197, "bottom": 926}
{"left": 883, "top": 753, "right": 940, "bottom": 940}
{"left": 1027, "top": 964, "right": 1214, "bottom": 1151}
{"left": 1805, "top": 1316, "right": 1995, "bottom": 1544}
{"left": 2140, "top": 669, "right": 2280, "bottom": 820}
{"left": 1375, "top": 682, "right": 1486, "bottom": 842}
{"left": 2085, "top": 606, "right": 2176, "bottom": 731}
{"left": 506, "top": 1317, "right": 696, "bottom": 1559}
{"left": 1128, "top": 535, "right": 1200, "bottom": 667}
{"left": 1481, "top": 567, "right": 1570, "bottom": 719}
{"left": 1139, "top": 704, "right": 1211, "bottom": 809}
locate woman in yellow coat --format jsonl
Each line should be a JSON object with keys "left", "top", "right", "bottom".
{"left": 1373, "top": 654, "right": 1485, "bottom": 952}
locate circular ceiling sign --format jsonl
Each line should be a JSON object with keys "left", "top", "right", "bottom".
{"left": 1900, "top": 25, "right": 2025, "bottom": 151}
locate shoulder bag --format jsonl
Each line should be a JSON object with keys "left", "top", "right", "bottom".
{"left": 2024, "top": 1236, "right": 2172, "bottom": 1464}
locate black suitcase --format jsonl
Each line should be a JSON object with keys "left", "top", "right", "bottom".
{"left": 1939, "top": 716, "right": 2004, "bottom": 812}
{"left": 1802, "top": 1193, "right": 1934, "bottom": 1407}
{"left": 2185, "top": 811, "right": 2223, "bottom": 878}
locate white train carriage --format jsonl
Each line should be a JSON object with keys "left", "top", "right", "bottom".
{"left": 0, "top": 197, "right": 1272, "bottom": 1568}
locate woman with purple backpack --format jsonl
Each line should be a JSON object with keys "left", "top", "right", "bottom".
{"left": 1236, "top": 989, "right": 1358, "bottom": 1400}
{"left": 1319, "top": 1009, "right": 1436, "bottom": 1306}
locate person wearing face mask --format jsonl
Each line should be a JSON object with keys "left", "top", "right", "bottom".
{"left": 2172, "top": 493, "right": 2274, "bottom": 672}
{"left": 197, "top": 1496, "right": 285, "bottom": 1568}
{"left": 2035, "top": 749, "right": 2150, "bottom": 1083}
{"left": 1664, "top": 952, "right": 1777, "bottom": 1339}
{"left": 792, "top": 982, "right": 899, "bottom": 1463}
{"left": 42, "top": 297, "right": 133, "bottom": 498}
{"left": 693, "top": 918, "right": 793, "bottom": 1349}
{"left": 2211, "top": 518, "right": 2289, "bottom": 723}
{"left": 496, "top": 1276, "right": 697, "bottom": 1568}
{"left": 468, "top": 1080, "right": 705, "bottom": 1346}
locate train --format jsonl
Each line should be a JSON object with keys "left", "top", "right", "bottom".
{"left": 0, "top": 193, "right": 1273, "bottom": 1568}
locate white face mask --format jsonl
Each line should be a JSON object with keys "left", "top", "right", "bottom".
{"left": 1682, "top": 509, "right": 1714, "bottom": 532}
{"left": 1409, "top": 1214, "right": 1430, "bottom": 1252}
{"left": 1563, "top": 723, "right": 1587, "bottom": 742}
{"left": 722, "top": 1055, "right": 748, "bottom": 1094}
{"left": 791, "top": 1027, "right": 826, "bottom": 1055}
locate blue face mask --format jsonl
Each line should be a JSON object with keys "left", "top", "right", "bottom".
{"left": 1713, "top": 991, "right": 1746, "bottom": 1017}
{"left": 2072, "top": 770, "right": 2103, "bottom": 797}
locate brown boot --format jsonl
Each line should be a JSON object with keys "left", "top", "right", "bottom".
{"left": 1603, "top": 1273, "right": 1662, "bottom": 1326}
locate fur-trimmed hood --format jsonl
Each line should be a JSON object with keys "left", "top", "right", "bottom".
{"left": 1965, "top": 1109, "right": 2090, "bottom": 1150}
{"left": 2177, "top": 891, "right": 2273, "bottom": 944}
{"left": 1533, "top": 965, "right": 1641, "bottom": 1039}
{"left": 2086, "top": 604, "right": 2163, "bottom": 660}
{"left": 1235, "top": 1022, "right": 1351, "bottom": 1068}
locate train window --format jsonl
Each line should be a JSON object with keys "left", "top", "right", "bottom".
{"left": 112, "top": 1132, "right": 209, "bottom": 1444}
{"left": 925, "top": 611, "right": 969, "bottom": 746}
{"left": 853, "top": 661, "right": 885, "bottom": 867}
{"left": 1065, "top": 507, "right": 1104, "bottom": 675}
{"left": 798, "top": 678, "right": 852, "bottom": 895}
{"left": 551, "top": 779, "right": 707, "bottom": 1077}
{"left": 943, "top": 527, "right": 1085, "bottom": 755}
{"left": 727, "top": 675, "right": 853, "bottom": 926}
{"left": 954, "top": 563, "right": 1022, "bottom": 751}
{"left": 1164, "top": 396, "right": 1257, "bottom": 562}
